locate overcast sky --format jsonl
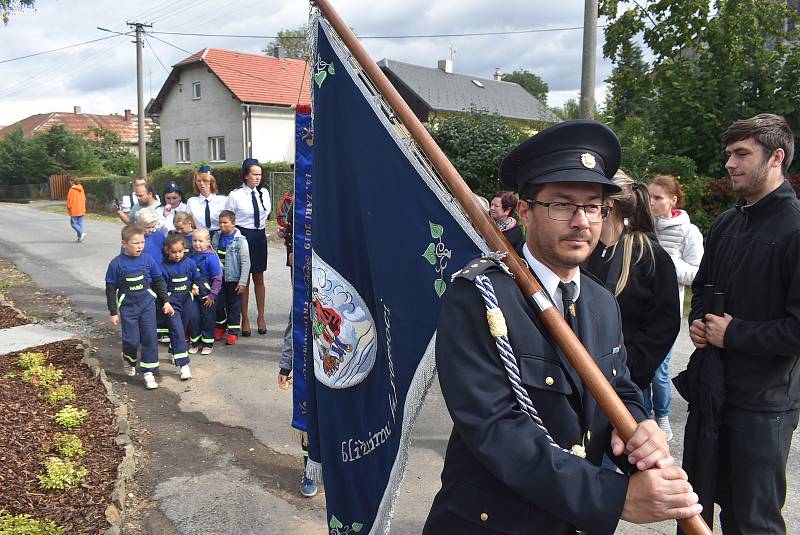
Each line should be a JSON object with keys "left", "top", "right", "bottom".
{"left": 0, "top": 0, "right": 614, "bottom": 126}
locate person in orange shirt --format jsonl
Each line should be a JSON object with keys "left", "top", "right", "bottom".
{"left": 66, "top": 176, "right": 87, "bottom": 242}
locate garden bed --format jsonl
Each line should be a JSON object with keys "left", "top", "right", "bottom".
{"left": 0, "top": 340, "right": 122, "bottom": 533}
{"left": 0, "top": 304, "right": 28, "bottom": 328}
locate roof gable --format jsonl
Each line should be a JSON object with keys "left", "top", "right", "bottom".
{"left": 378, "top": 59, "right": 560, "bottom": 123}
{"left": 150, "top": 48, "right": 311, "bottom": 114}
{"left": 0, "top": 112, "right": 152, "bottom": 143}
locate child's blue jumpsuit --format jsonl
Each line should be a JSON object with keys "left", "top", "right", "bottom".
{"left": 214, "top": 232, "right": 243, "bottom": 335}
{"left": 105, "top": 253, "right": 165, "bottom": 373}
{"left": 159, "top": 257, "right": 202, "bottom": 366}
{"left": 191, "top": 249, "right": 223, "bottom": 348}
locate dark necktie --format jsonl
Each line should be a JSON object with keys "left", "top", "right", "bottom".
{"left": 204, "top": 199, "right": 211, "bottom": 229}
{"left": 558, "top": 281, "right": 577, "bottom": 332}
{"left": 251, "top": 190, "right": 260, "bottom": 229}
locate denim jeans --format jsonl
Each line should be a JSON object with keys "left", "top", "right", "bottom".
{"left": 643, "top": 348, "right": 672, "bottom": 418}
{"left": 69, "top": 215, "right": 84, "bottom": 238}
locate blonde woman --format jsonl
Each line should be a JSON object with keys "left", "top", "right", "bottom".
{"left": 585, "top": 171, "right": 680, "bottom": 439}
{"left": 187, "top": 165, "right": 227, "bottom": 232}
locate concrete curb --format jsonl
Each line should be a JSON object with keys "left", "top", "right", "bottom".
{"left": 80, "top": 343, "right": 134, "bottom": 535}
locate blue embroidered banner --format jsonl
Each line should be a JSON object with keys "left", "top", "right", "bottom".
{"left": 310, "top": 16, "right": 486, "bottom": 533}
{"left": 292, "top": 106, "right": 314, "bottom": 434}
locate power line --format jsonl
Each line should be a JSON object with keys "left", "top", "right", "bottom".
{"left": 147, "top": 24, "right": 603, "bottom": 40}
{"left": 143, "top": 32, "right": 171, "bottom": 76}
{"left": 0, "top": 33, "right": 130, "bottom": 65}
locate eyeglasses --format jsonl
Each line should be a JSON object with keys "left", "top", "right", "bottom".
{"left": 525, "top": 199, "right": 611, "bottom": 223}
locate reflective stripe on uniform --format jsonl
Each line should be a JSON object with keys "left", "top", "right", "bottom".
{"left": 227, "top": 324, "right": 241, "bottom": 329}
{"left": 122, "top": 353, "right": 137, "bottom": 364}
{"left": 157, "top": 328, "right": 170, "bottom": 334}
{"left": 139, "top": 361, "right": 159, "bottom": 369}
{"left": 204, "top": 282, "right": 211, "bottom": 290}
{"left": 201, "top": 337, "right": 215, "bottom": 344}
{"left": 171, "top": 352, "right": 188, "bottom": 363}
{"left": 172, "top": 276, "right": 189, "bottom": 282}
{"left": 190, "top": 334, "right": 201, "bottom": 343}
{"left": 116, "top": 293, "right": 126, "bottom": 309}
{"left": 125, "top": 274, "right": 144, "bottom": 281}
{"left": 147, "top": 288, "right": 157, "bottom": 298}
{"left": 216, "top": 318, "right": 227, "bottom": 325}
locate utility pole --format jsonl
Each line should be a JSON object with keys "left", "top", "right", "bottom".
{"left": 127, "top": 21, "right": 152, "bottom": 178}
{"left": 579, "top": 0, "right": 598, "bottom": 119}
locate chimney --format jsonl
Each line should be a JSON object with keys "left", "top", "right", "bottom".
{"left": 437, "top": 59, "right": 453, "bottom": 74}
{"left": 494, "top": 68, "right": 502, "bottom": 81}
{"left": 73, "top": 106, "right": 81, "bottom": 114}
{"left": 124, "top": 109, "right": 132, "bottom": 122}
{"left": 273, "top": 45, "right": 287, "bottom": 59}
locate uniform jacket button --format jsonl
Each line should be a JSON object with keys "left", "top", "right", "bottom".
{"left": 480, "top": 512, "right": 489, "bottom": 522}
{"left": 545, "top": 376, "right": 554, "bottom": 386}
{"left": 612, "top": 368, "right": 617, "bottom": 376}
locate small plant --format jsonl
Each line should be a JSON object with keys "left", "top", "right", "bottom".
{"left": 52, "top": 433, "right": 85, "bottom": 458}
{"left": 44, "top": 384, "right": 77, "bottom": 404}
{"left": 22, "top": 364, "right": 63, "bottom": 388}
{"left": 54, "top": 405, "right": 88, "bottom": 429}
{"left": 37, "top": 457, "right": 88, "bottom": 490}
{"left": 17, "top": 351, "right": 47, "bottom": 369}
{"left": 2, "top": 371, "right": 16, "bottom": 380}
{"left": 0, "top": 510, "right": 64, "bottom": 535}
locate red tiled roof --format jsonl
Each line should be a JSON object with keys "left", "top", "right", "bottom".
{"left": 176, "top": 48, "right": 311, "bottom": 107}
{"left": 0, "top": 111, "right": 153, "bottom": 144}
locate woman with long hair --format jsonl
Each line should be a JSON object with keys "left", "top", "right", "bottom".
{"left": 186, "top": 166, "right": 227, "bottom": 233}
{"left": 585, "top": 170, "right": 680, "bottom": 439}
{"left": 225, "top": 158, "right": 270, "bottom": 336}
{"left": 646, "top": 174, "right": 704, "bottom": 439}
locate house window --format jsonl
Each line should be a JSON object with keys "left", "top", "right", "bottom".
{"left": 209, "top": 137, "right": 226, "bottom": 162}
{"left": 192, "top": 82, "right": 201, "bottom": 100}
{"left": 176, "top": 139, "right": 190, "bottom": 163}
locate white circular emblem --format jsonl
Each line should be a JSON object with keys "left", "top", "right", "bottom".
{"left": 580, "top": 153, "right": 597, "bottom": 169}
{"left": 310, "top": 252, "right": 377, "bottom": 389}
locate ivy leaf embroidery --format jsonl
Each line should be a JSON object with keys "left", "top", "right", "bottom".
{"left": 422, "top": 243, "right": 436, "bottom": 265}
{"left": 429, "top": 222, "right": 444, "bottom": 239}
{"left": 328, "top": 63, "right": 336, "bottom": 75}
{"left": 314, "top": 70, "right": 327, "bottom": 88}
{"left": 351, "top": 523, "right": 363, "bottom": 532}
{"left": 434, "top": 278, "right": 446, "bottom": 297}
{"left": 329, "top": 516, "right": 343, "bottom": 529}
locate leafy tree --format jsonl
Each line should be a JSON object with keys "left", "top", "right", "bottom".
{"left": 428, "top": 108, "right": 527, "bottom": 198}
{"left": 553, "top": 98, "right": 581, "bottom": 121}
{"left": 262, "top": 25, "right": 308, "bottom": 60}
{"left": 604, "top": 43, "right": 651, "bottom": 129}
{"left": 85, "top": 127, "right": 138, "bottom": 176}
{"left": 147, "top": 123, "right": 162, "bottom": 171}
{"left": 1, "top": 0, "right": 35, "bottom": 24}
{"left": 600, "top": 0, "right": 800, "bottom": 176}
{"left": 0, "top": 128, "right": 49, "bottom": 184}
{"left": 502, "top": 69, "right": 549, "bottom": 105}
{"left": 35, "top": 125, "right": 103, "bottom": 175}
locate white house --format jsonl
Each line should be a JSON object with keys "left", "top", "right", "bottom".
{"left": 148, "top": 48, "right": 311, "bottom": 167}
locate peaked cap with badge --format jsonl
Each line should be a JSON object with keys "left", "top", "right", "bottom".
{"left": 499, "top": 119, "right": 622, "bottom": 194}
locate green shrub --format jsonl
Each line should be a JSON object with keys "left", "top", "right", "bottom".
{"left": 36, "top": 457, "right": 88, "bottom": 490}
{"left": 682, "top": 175, "right": 736, "bottom": 236}
{"left": 51, "top": 433, "right": 85, "bottom": 457}
{"left": 44, "top": 384, "right": 77, "bottom": 404}
{"left": 80, "top": 175, "right": 130, "bottom": 213}
{"left": 22, "top": 364, "right": 63, "bottom": 388}
{"left": 17, "top": 351, "right": 46, "bottom": 369}
{"left": 3, "top": 371, "right": 16, "bottom": 380}
{"left": 0, "top": 510, "right": 64, "bottom": 535}
{"left": 54, "top": 405, "right": 88, "bottom": 428}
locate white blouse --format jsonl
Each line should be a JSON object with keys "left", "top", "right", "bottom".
{"left": 224, "top": 184, "right": 271, "bottom": 229}
{"left": 187, "top": 193, "right": 228, "bottom": 231}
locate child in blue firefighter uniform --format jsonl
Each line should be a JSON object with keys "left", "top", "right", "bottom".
{"left": 159, "top": 233, "right": 203, "bottom": 380}
{"left": 212, "top": 210, "right": 250, "bottom": 346}
{"left": 190, "top": 228, "right": 223, "bottom": 355}
{"left": 105, "top": 224, "right": 174, "bottom": 390}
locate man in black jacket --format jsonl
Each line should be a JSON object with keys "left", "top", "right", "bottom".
{"left": 688, "top": 113, "right": 800, "bottom": 534}
{"left": 424, "top": 121, "right": 701, "bottom": 534}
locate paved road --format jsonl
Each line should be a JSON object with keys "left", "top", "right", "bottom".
{"left": 1, "top": 201, "right": 797, "bottom": 534}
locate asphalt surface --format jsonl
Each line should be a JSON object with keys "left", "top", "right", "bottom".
{"left": 0, "top": 201, "right": 797, "bottom": 534}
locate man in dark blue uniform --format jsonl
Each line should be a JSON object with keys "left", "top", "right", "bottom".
{"left": 424, "top": 121, "right": 702, "bottom": 534}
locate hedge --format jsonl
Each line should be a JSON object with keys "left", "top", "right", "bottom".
{"left": 79, "top": 161, "right": 294, "bottom": 215}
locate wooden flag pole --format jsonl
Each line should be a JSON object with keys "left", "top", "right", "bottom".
{"left": 312, "top": 1, "right": 711, "bottom": 533}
